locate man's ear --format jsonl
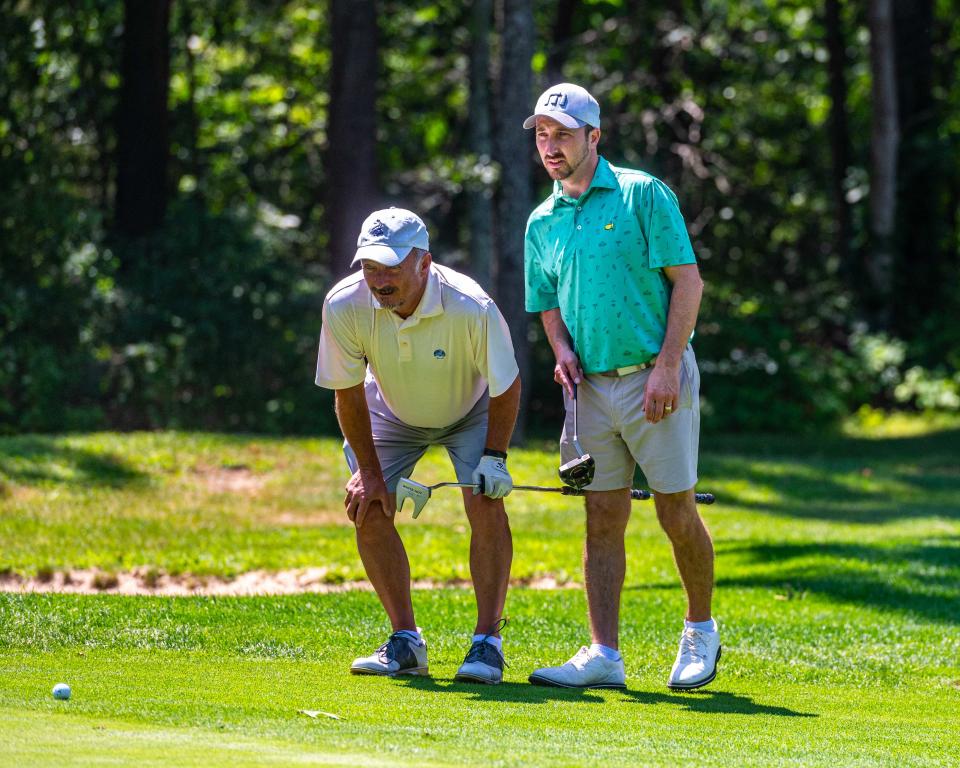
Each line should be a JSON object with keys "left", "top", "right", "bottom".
{"left": 421, "top": 251, "right": 433, "bottom": 272}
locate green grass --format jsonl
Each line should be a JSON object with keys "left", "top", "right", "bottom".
{"left": 1, "top": 590, "right": 958, "bottom": 767}
{"left": 1, "top": 416, "right": 959, "bottom": 766}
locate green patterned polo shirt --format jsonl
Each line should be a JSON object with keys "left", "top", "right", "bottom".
{"left": 524, "top": 156, "right": 697, "bottom": 373}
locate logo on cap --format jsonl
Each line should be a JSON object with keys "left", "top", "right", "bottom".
{"left": 369, "top": 220, "right": 387, "bottom": 237}
{"left": 544, "top": 93, "right": 568, "bottom": 108}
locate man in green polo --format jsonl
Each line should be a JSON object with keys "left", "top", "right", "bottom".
{"left": 523, "top": 83, "right": 720, "bottom": 691}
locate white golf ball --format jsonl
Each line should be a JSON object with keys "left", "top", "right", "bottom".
{"left": 52, "top": 683, "right": 71, "bottom": 700}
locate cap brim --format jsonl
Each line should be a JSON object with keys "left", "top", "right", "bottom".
{"left": 351, "top": 244, "right": 413, "bottom": 267}
{"left": 522, "top": 112, "right": 585, "bottom": 130}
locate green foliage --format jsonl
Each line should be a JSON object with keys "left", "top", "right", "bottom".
{"left": 101, "top": 198, "right": 329, "bottom": 432}
{"left": 2, "top": 1, "right": 959, "bottom": 433}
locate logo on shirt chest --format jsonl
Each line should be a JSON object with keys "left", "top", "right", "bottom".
{"left": 433, "top": 349, "right": 446, "bottom": 359}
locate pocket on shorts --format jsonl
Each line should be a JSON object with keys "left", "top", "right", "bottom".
{"left": 679, "top": 348, "right": 698, "bottom": 409}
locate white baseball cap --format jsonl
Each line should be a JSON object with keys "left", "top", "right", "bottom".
{"left": 352, "top": 207, "right": 430, "bottom": 267}
{"left": 523, "top": 83, "right": 601, "bottom": 130}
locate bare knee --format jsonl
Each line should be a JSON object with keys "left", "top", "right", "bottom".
{"left": 463, "top": 493, "right": 509, "bottom": 532}
{"left": 355, "top": 504, "right": 396, "bottom": 542}
{"left": 585, "top": 492, "right": 631, "bottom": 540}
{"left": 655, "top": 492, "right": 698, "bottom": 540}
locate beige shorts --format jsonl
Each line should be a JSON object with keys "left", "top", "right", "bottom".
{"left": 560, "top": 346, "right": 700, "bottom": 494}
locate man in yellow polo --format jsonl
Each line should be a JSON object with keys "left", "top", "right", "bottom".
{"left": 316, "top": 207, "right": 521, "bottom": 684}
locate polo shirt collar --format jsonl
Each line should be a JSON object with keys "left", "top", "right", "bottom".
{"left": 415, "top": 265, "right": 444, "bottom": 318}
{"left": 551, "top": 156, "right": 617, "bottom": 208}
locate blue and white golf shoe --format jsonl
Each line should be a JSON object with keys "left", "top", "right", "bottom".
{"left": 350, "top": 631, "right": 429, "bottom": 677}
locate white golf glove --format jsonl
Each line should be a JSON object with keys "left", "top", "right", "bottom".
{"left": 472, "top": 453, "right": 513, "bottom": 499}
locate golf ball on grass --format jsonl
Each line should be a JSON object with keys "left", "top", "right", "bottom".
{"left": 52, "top": 683, "right": 71, "bottom": 700}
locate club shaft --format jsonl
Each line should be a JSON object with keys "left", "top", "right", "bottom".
{"left": 458, "top": 483, "right": 715, "bottom": 505}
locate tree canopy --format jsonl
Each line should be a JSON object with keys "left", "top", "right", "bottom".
{"left": 2, "top": 0, "right": 958, "bottom": 435}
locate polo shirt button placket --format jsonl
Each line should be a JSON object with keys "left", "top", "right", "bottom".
{"left": 398, "top": 333, "right": 412, "bottom": 363}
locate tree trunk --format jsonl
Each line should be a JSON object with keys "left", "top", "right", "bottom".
{"left": 180, "top": 2, "right": 202, "bottom": 198}
{"left": 891, "top": 0, "right": 936, "bottom": 339}
{"left": 824, "top": 0, "right": 853, "bottom": 281}
{"left": 467, "top": 0, "right": 495, "bottom": 285}
{"left": 495, "top": 0, "right": 534, "bottom": 443}
{"left": 327, "top": 0, "right": 379, "bottom": 272}
{"left": 867, "top": 0, "right": 898, "bottom": 322}
{"left": 545, "top": 0, "right": 578, "bottom": 86}
{"left": 115, "top": 0, "right": 171, "bottom": 237}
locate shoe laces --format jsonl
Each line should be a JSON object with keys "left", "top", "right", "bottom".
{"left": 378, "top": 632, "right": 416, "bottom": 664}
{"left": 464, "top": 639, "right": 506, "bottom": 667}
{"left": 466, "top": 617, "right": 508, "bottom": 667}
{"left": 570, "top": 646, "right": 593, "bottom": 666}
{"left": 679, "top": 628, "right": 709, "bottom": 659}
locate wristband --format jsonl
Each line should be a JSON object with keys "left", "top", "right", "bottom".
{"left": 482, "top": 448, "right": 508, "bottom": 460}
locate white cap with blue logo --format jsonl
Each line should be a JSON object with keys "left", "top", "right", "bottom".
{"left": 352, "top": 208, "right": 430, "bottom": 267}
{"left": 523, "top": 83, "right": 601, "bottom": 130}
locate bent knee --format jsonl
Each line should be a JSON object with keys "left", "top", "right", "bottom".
{"left": 355, "top": 506, "right": 396, "bottom": 537}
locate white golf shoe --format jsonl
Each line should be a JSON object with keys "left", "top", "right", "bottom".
{"left": 667, "top": 625, "right": 721, "bottom": 690}
{"left": 528, "top": 646, "right": 626, "bottom": 689}
{"left": 350, "top": 631, "right": 428, "bottom": 677}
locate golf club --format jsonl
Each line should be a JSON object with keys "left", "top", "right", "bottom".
{"left": 558, "top": 382, "right": 596, "bottom": 490}
{"left": 396, "top": 476, "right": 716, "bottom": 518}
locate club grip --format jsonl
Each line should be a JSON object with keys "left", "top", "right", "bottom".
{"left": 628, "top": 489, "right": 715, "bottom": 504}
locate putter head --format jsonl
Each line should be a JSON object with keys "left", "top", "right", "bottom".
{"left": 396, "top": 477, "right": 431, "bottom": 518}
{"left": 559, "top": 454, "right": 596, "bottom": 490}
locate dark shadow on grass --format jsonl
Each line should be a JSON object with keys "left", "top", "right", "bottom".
{"left": 697, "top": 428, "right": 960, "bottom": 524}
{"left": 703, "top": 428, "right": 960, "bottom": 463}
{"left": 396, "top": 675, "right": 607, "bottom": 704}
{"left": 395, "top": 677, "right": 815, "bottom": 717}
{"left": 717, "top": 539, "right": 960, "bottom": 625}
{"left": 0, "top": 435, "right": 144, "bottom": 488}
{"left": 620, "top": 688, "right": 816, "bottom": 717}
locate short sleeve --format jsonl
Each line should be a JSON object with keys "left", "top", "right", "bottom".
{"left": 639, "top": 179, "right": 696, "bottom": 269}
{"left": 524, "top": 218, "right": 560, "bottom": 313}
{"left": 314, "top": 299, "right": 367, "bottom": 390}
{"left": 474, "top": 303, "right": 520, "bottom": 398}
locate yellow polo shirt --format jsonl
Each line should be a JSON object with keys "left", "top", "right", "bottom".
{"left": 315, "top": 264, "right": 519, "bottom": 428}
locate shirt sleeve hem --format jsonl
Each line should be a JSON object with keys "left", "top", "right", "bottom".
{"left": 648, "top": 254, "right": 698, "bottom": 269}
{"left": 525, "top": 299, "right": 561, "bottom": 313}
{"left": 314, "top": 375, "right": 366, "bottom": 390}
{"left": 487, "top": 365, "right": 521, "bottom": 398}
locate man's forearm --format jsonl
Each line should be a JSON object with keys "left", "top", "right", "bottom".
{"left": 658, "top": 268, "right": 704, "bottom": 369}
{"left": 485, "top": 375, "right": 521, "bottom": 452}
{"left": 334, "top": 384, "right": 381, "bottom": 472}
{"left": 540, "top": 308, "right": 574, "bottom": 359}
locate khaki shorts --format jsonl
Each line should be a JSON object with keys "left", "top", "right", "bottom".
{"left": 560, "top": 346, "right": 700, "bottom": 494}
{"left": 344, "top": 378, "right": 489, "bottom": 492}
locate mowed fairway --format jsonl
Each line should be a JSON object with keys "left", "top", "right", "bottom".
{"left": 1, "top": 419, "right": 959, "bottom": 767}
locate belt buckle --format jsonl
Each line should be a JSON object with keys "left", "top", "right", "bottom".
{"left": 601, "top": 357, "right": 655, "bottom": 377}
